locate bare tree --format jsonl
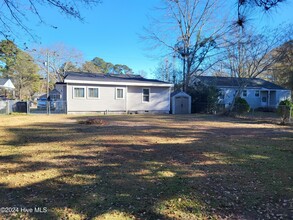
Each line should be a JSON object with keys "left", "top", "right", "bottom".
{"left": 220, "top": 25, "right": 291, "bottom": 112}
{"left": 0, "top": 0, "right": 100, "bottom": 40}
{"left": 144, "top": 0, "right": 229, "bottom": 91}
{"left": 30, "top": 43, "right": 84, "bottom": 82}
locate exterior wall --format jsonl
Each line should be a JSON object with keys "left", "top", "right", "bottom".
{"left": 127, "top": 86, "right": 170, "bottom": 113}
{"left": 221, "top": 88, "right": 271, "bottom": 109}
{"left": 67, "top": 83, "right": 126, "bottom": 112}
{"left": 220, "top": 88, "right": 236, "bottom": 107}
{"left": 241, "top": 89, "right": 261, "bottom": 109}
{"left": 220, "top": 87, "right": 291, "bottom": 109}
{"left": 66, "top": 83, "right": 171, "bottom": 113}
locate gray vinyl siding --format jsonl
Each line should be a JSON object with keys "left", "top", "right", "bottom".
{"left": 66, "top": 83, "right": 171, "bottom": 113}
{"left": 127, "top": 86, "right": 170, "bottom": 112}
{"left": 67, "top": 83, "right": 126, "bottom": 112}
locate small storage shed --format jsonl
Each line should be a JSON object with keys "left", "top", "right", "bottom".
{"left": 171, "top": 91, "right": 191, "bottom": 114}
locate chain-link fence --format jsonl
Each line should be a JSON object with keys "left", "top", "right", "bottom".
{"left": 0, "top": 100, "right": 67, "bottom": 115}
{"left": 0, "top": 100, "right": 18, "bottom": 114}
{"left": 192, "top": 102, "right": 292, "bottom": 123}
{"left": 192, "top": 102, "right": 226, "bottom": 114}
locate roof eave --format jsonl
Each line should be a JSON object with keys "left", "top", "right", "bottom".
{"left": 64, "top": 79, "right": 174, "bottom": 87}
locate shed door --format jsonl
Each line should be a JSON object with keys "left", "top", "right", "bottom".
{"left": 175, "top": 97, "right": 189, "bottom": 114}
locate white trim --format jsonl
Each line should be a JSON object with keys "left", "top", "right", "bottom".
{"left": 87, "top": 87, "right": 100, "bottom": 99}
{"left": 142, "top": 88, "right": 150, "bottom": 103}
{"left": 73, "top": 86, "right": 86, "bottom": 99}
{"left": 64, "top": 79, "right": 173, "bottom": 87}
{"left": 125, "top": 86, "right": 128, "bottom": 112}
{"left": 115, "top": 87, "right": 125, "bottom": 99}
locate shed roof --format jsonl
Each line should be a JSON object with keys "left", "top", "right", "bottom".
{"left": 196, "top": 76, "right": 287, "bottom": 90}
{"left": 171, "top": 90, "right": 191, "bottom": 97}
{"left": 64, "top": 72, "right": 173, "bottom": 87}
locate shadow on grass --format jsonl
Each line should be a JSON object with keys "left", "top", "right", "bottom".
{"left": 0, "top": 115, "right": 292, "bottom": 219}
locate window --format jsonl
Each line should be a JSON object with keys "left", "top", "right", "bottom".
{"left": 116, "top": 88, "right": 125, "bottom": 99}
{"left": 88, "top": 87, "right": 99, "bottom": 98}
{"left": 242, "top": 90, "right": 247, "bottom": 97}
{"left": 255, "top": 90, "right": 260, "bottom": 97}
{"left": 73, "top": 87, "right": 85, "bottom": 98}
{"left": 142, "top": 88, "right": 150, "bottom": 102}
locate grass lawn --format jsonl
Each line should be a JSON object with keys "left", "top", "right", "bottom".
{"left": 0, "top": 114, "right": 292, "bottom": 219}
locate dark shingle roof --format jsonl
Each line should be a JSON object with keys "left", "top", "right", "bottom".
{"left": 196, "top": 76, "right": 287, "bottom": 90}
{"left": 64, "top": 72, "right": 171, "bottom": 85}
{"left": 0, "top": 78, "right": 9, "bottom": 86}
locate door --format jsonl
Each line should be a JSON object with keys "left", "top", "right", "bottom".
{"left": 175, "top": 96, "right": 189, "bottom": 114}
{"left": 260, "top": 91, "right": 268, "bottom": 107}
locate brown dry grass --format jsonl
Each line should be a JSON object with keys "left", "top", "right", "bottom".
{"left": 0, "top": 114, "right": 292, "bottom": 219}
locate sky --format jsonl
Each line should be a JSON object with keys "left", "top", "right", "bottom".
{"left": 2, "top": 0, "right": 293, "bottom": 78}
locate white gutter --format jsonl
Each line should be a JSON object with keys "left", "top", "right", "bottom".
{"left": 64, "top": 79, "right": 174, "bottom": 87}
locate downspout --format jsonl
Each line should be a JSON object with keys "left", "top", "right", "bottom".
{"left": 125, "top": 86, "right": 128, "bottom": 114}
{"left": 66, "top": 84, "right": 69, "bottom": 114}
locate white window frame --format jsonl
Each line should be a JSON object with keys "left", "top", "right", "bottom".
{"left": 242, "top": 90, "right": 247, "bottom": 97}
{"left": 87, "top": 87, "right": 100, "bottom": 99}
{"left": 73, "top": 86, "right": 86, "bottom": 99}
{"left": 255, "top": 90, "right": 260, "bottom": 97}
{"left": 115, "top": 87, "right": 125, "bottom": 99}
{"left": 142, "top": 88, "right": 150, "bottom": 103}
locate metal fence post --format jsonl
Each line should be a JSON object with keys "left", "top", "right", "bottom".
{"left": 27, "top": 101, "right": 30, "bottom": 114}
{"left": 6, "top": 101, "right": 9, "bottom": 114}
{"left": 289, "top": 106, "right": 292, "bottom": 123}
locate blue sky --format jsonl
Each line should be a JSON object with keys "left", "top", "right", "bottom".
{"left": 3, "top": 0, "right": 293, "bottom": 77}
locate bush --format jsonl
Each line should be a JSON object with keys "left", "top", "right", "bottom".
{"left": 277, "top": 99, "right": 293, "bottom": 124}
{"left": 187, "top": 84, "right": 219, "bottom": 113}
{"left": 233, "top": 97, "right": 250, "bottom": 113}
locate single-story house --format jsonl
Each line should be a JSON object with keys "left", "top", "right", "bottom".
{"left": 55, "top": 72, "right": 173, "bottom": 114}
{"left": 194, "top": 76, "right": 291, "bottom": 109}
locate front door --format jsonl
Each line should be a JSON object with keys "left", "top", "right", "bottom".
{"left": 175, "top": 97, "right": 189, "bottom": 114}
{"left": 260, "top": 91, "right": 268, "bottom": 107}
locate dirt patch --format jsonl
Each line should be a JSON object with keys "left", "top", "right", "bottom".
{"left": 77, "top": 118, "right": 109, "bottom": 125}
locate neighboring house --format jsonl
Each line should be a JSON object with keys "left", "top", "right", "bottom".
{"left": 55, "top": 72, "right": 173, "bottom": 114}
{"left": 0, "top": 78, "right": 15, "bottom": 90}
{"left": 38, "top": 89, "right": 61, "bottom": 101}
{"left": 0, "top": 78, "right": 15, "bottom": 99}
{"left": 32, "top": 92, "right": 46, "bottom": 102}
{"left": 195, "top": 76, "right": 291, "bottom": 109}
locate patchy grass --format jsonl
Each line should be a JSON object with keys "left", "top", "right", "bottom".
{"left": 0, "top": 114, "right": 292, "bottom": 219}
